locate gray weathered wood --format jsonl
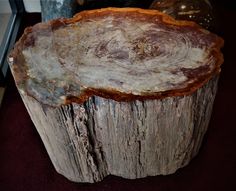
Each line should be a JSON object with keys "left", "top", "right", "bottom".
{"left": 19, "top": 76, "right": 219, "bottom": 183}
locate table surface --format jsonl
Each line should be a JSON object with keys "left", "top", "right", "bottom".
{"left": 0, "top": 3, "right": 236, "bottom": 191}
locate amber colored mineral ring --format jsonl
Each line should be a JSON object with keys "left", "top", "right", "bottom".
{"left": 9, "top": 8, "right": 224, "bottom": 107}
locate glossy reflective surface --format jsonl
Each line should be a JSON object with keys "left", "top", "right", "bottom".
{"left": 150, "top": 0, "right": 216, "bottom": 31}
{"left": 9, "top": 8, "right": 223, "bottom": 106}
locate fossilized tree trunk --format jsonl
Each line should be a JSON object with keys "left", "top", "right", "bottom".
{"left": 9, "top": 8, "right": 224, "bottom": 183}
{"left": 20, "top": 76, "right": 218, "bottom": 182}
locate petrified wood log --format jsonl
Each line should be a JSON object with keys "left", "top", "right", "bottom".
{"left": 8, "top": 8, "right": 224, "bottom": 183}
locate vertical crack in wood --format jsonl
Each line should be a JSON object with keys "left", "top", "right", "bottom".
{"left": 84, "top": 101, "right": 103, "bottom": 181}
{"left": 57, "top": 105, "right": 84, "bottom": 181}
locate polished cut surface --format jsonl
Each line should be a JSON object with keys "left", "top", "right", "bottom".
{"left": 9, "top": 8, "right": 223, "bottom": 106}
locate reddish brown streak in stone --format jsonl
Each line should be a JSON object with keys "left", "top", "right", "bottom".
{"left": 181, "top": 65, "right": 210, "bottom": 79}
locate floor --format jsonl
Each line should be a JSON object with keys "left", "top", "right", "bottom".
{"left": 0, "top": 87, "right": 5, "bottom": 107}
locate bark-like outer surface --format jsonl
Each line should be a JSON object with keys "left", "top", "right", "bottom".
{"left": 20, "top": 76, "right": 218, "bottom": 183}
{"left": 8, "top": 8, "right": 224, "bottom": 183}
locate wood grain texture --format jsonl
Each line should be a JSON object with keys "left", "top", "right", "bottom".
{"left": 8, "top": 8, "right": 224, "bottom": 183}
{"left": 8, "top": 8, "right": 224, "bottom": 107}
{"left": 19, "top": 75, "right": 219, "bottom": 183}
